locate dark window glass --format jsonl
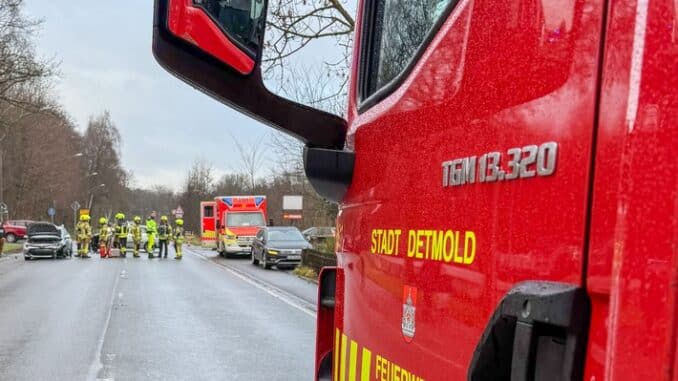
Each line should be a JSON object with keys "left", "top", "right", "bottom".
{"left": 365, "top": 0, "right": 453, "bottom": 97}
{"left": 227, "top": 212, "right": 265, "bottom": 227}
{"left": 267, "top": 229, "right": 305, "bottom": 241}
{"left": 203, "top": 205, "right": 214, "bottom": 218}
{"left": 193, "top": 0, "right": 266, "bottom": 53}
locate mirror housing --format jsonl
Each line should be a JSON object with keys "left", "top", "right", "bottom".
{"left": 152, "top": 0, "right": 353, "bottom": 202}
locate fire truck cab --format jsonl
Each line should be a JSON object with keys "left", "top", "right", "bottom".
{"left": 153, "top": 1, "right": 677, "bottom": 380}
{"left": 204, "top": 196, "right": 267, "bottom": 256}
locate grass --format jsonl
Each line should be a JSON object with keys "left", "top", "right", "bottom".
{"left": 312, "top": 238, "right": 335, "bottom": 254}
{"left": 293, "top": 266, "right": 318, "bottom": 281}
{"left": 2, "top": 242, "right": 22, "bottom": 254}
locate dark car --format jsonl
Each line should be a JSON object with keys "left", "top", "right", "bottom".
{"left": 2, "top": 219, "right": 35, "bottom": 243}
{"left": 23, "top": 223, "right": 73, "bottom": 260}
{"left": 250, "top": 226, "right": 312, "bottom": 270}
{"left": 301, "top": 226, "right": 335, "bottom": 241}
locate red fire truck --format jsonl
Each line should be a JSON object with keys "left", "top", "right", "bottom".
{"left": 153, "top": 0, "right": 677, "bottom": 380}
{"left": 201, "top": 196, "right": 267, "bottom": 256}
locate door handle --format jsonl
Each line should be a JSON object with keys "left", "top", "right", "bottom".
{"left": 468, "top": 282, "right": 590, "bottom": 381}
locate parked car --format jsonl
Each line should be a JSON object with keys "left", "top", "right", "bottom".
{"left": 23, "top": 222, "right": 72, "bottom": 260}
{"left": 251, "top": 226, "right": 312, "bottom": 270}
{"left": 2, "top": 220, "right": 35, "bottom": 243}
{"left": 301, "top": 226, "right": 336, "bottom": 241}
{"left": 126, "top": 224, "right": 151, "bottom": 251}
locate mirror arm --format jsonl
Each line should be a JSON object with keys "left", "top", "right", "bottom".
{"left": 304, "top": 146, "right": 355, "bottom": 203}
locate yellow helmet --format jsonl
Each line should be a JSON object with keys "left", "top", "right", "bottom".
{"left": 80, "top": 214, "right": 88, "bottom": 222}
{"left": 175, "top": 219, "right": 184, "bottom": 226}
{"left": 115, "top": 212, "right": 125, "bottom": 220}
{"left": 99, "top": 217, "right": 107, "bottom": 225}
{"left": 161, "top": 215, "right": 168, "bottom": 222}
{"left": 134, "top": 216, "right": 141, "bottom": 223}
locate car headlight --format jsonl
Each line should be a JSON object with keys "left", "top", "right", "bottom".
{"left": 267, "top": 249, "right": 279, "bottom": 255}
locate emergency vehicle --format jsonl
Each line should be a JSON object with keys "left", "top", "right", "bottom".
{"left": 201, "top": 196, "right": 267, "bottom": 256}
{"left": 200, "top": 201, "right": 216, "bottom": 247}
{"left": 153, "top": 0, "right": 677, "bottom": 380}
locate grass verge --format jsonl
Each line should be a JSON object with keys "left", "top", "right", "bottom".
{"left": 2, "top": 243, "right": 22, "bottom": 254}
{"left": 293, "top": 266, "right": 318, "bottom": 282}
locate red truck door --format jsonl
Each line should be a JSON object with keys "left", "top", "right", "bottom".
{"left": 200, "top": 201, "right": 216, "bottom": 245}
{"left": 334, "top": 0, "right": 607, "bottom": 379}
{"left": 585, "top": 1, "right": 678, "bottom": 379}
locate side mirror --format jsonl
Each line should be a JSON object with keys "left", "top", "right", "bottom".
{"left": 152, "top": 0, "right": 354, "bottom": 202}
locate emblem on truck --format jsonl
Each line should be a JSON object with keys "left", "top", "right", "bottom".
{"left": 402, "top": 286, "right": 417, "bottom": 342}
{"left": 442, "top": 142, "right": 559, "bottom": 187}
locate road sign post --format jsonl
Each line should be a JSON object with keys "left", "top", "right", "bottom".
{"left": 47, "top": 207, "right": 56, "bottom": 224}
{"left": 70, "top": 201, "right": 81, "bottom": 231}
{"left": 282, "top": 195, "right": 303, "bottom": 225}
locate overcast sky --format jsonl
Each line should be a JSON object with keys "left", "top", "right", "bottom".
{"left": 23, "top": 1, "right": 289, "bottom": 191}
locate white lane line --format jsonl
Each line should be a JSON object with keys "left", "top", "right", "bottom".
{"left": 186, "top": 248, "right": 317, "bottom": 318}
{"left": 87, "top": 267, "right": 123, "bottom": 381}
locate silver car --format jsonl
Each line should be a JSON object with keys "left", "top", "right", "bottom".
{"left": 126, "top": 224, "right": 149, "bottom": 251}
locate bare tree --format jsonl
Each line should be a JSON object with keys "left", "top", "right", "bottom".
{"left": 232, "top": 134, "right": 267, "bottom": 191}
{"left": 263, "top": 0, "right": 355, "bottom": 110}
{"left": 178, "top": 159, "right": 214, "bottom": 231}
{"left": 0, "top": 0, "right": 56, "bottom": 110}
{"left": 83, "top": 111, "right": 130, "bottom": 214}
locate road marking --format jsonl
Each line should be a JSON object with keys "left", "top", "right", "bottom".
{"left": 87, "top": 267, "right": 123, "bottom": 381}
{"left": 186, "top": 247, "right": 317, "bottom": 318}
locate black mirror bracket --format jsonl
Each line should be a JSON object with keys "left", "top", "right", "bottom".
{"left": 304, "top": 146, "right": 355, "bottom": 203}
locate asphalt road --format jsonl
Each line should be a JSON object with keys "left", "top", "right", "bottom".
{"left": 0, "top": 246, "right": 317, "bottom": 381}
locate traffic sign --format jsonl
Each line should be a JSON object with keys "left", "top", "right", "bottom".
{"left": 70, "top": 201, "right": 80, "bottom": 211}
{"left": 47, "top": 207, "right": 56, "bottom": 217}
{"left": 0, "top": 202, "right": 8, "bottom": 214}
{"left": 175, "top": 205, "right": 184, "bottom": 218}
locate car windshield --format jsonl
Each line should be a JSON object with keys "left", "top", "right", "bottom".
{"left": 227, "top": 212, "right": 264, "bottom": 227}
{"left": 268, "top": 229, "right": 304, "bottom": 241}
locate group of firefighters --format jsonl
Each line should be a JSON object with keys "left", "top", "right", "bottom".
{"left": 74, "top": 211, "right": 185, "bottom": 260}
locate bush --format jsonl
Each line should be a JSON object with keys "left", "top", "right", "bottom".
{"left": 312, "top": 237, "right": 335, "bottom": 253}
{"left": 293, "top": 266, "right": 318, "bottom": 280}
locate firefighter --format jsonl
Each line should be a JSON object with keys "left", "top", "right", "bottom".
{"left": 131, "top": 216, "right": 142, "bottom": 258}
{"left": 76, "top": 214, "right": 92, "bottom": 258}
{"left": 157, "top": 215, "right": 172, "bottom": 259}
{"left": 173, "top": 218, "right": 185, "bottom": 260}
{"left": 98, "top": 217, "right": 112, "bottom": 258}
{"left": 114, "top": 213, "right": 129, "bottom": 257}
{"left": 146, "top": 214, "right": 157, "bottom": 258}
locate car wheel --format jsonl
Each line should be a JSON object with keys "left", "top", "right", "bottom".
{"left": 5, "top": 233, "right": 16, "bottom": 243}
{"left": 24, "top": 256, "right": 30, "bottom": 261}
{"left": 52, "top": 251, "right": 57, "bottom": 260}
{"left": 262, "top": 255, "right": 272, "bottom": 270}
{"left": 251, "top": 250, "right": 259, "bottom": 265}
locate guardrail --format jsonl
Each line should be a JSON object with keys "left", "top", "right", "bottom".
{"left": 301, "top": 249, "right": 337, "bottom": 273}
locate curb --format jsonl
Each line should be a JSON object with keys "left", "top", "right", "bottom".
{"left": 0, "top": 253, "right": 22, "bottom": 264}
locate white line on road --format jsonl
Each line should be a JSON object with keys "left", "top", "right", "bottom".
{"left": 87, "top": 267, "right": 123, "bottom": 381}
{"left": 186, "top": 248, "right": 317, "bottom": 318}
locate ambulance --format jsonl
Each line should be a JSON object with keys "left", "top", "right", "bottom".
{"left": 153, "top": 0, "right": 677, "bottom": 380}
{"left": 201, "top": 196, "right": 267, "bottom": 256}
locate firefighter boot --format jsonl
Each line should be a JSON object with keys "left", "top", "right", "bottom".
{"left": 174, "top": 242, "right": 182, "bottom": 260}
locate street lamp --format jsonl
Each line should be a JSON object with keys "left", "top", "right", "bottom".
{"left": 87, "top": 183, "right": 105, "bottom": 210}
